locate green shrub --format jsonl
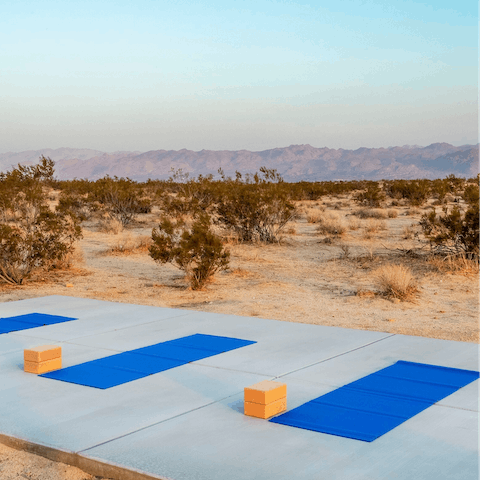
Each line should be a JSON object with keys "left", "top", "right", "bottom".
{"left": 161, "top": 169, "right": 216, "bottom": 217}
{"left": 384, "top": 179, "right": 430, "bottom": 206}
{"left": 149, "top": 214, "right": 230, "bottom": 290}
{"left": 354, "top": 182, "right": 385, "bottom": 207}
{"left": 420, "top": 204, "right": 479, "bottom": 257}
{"left": 214, "top": 168, "right": 296, "bottom": 243}
{"left": 0, "top": 158, "right": 82, "bottom": 284}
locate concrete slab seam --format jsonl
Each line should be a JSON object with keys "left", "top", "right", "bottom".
{"left": 6, "top": 312, "right": 194, "bottom": 343}
{"left": 274, "top": 333, "right": 397, "bottom": 379}
{"left": 78, "top": 386, "right": 251, "bottom": 454}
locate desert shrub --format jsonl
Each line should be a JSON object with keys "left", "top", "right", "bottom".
{"left": 384, "top": 179, "right": 430, "bottom": 206}
{"left": 76, "top": 176, "right": 152, "bottom": 227}
{"left": 354, "top": 208, "right": 387, "bottom": 219}
{"left": 402, "top": 224, "right": 416, "bottom": 239}
{"left": 387, "top": 209, "right": 398, "bottom": 218}
{"left": 463, "top": 183, "right": 479, "bottom": 206}
{"left": 316, "top": 213, "right": 346, "bottom": 236}
{"left": 161, "top": 169, "right": 216, "bottom": 217}
{"left": 354, "top": 182, "right": 385, "bottom": 207}
{"left": 420, "top": 204, "right": 479, "bottom": 257}
{"left": 98, "top": 216, "right": 123, "bottom": 234}
{"left": 305, "top": 207, "right": 325, "bottom": 223}
{"left": 364, "top": 219, "right": 387, "bottom": 233}
{"left": 348, "top": 217, "right": 361, "bottom": 231}
{"left": 445, "top": 174, "right": 465, "bottom": 195}
{"left": 214, "top": 168, "right": 296, "bottom": 243}
{"left": 427, "top": 254, "right": 479, "bottom": 276}
{"left": 149, "top": 214, "right": 230, "bottom": 290}
{"left": 0, "top": 158, "right": 81, "bottom": 284}
{"left": 374, "top": 264, "right": 419, "bottom": 301}
{"left": 406, "top": 208, "right": 420, "bottom": 216}
{"left": 56, "top": 193, "right": 91, "bottom": 221}
{"left": 109, "top": 234, "right": 151, "bottom": 254}
{"left": 362, "top": 219, "right": 387, "bottom": 238}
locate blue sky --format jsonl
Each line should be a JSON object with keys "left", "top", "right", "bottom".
{"left": 1, "top": 0, "right": 477, "bottom": 152}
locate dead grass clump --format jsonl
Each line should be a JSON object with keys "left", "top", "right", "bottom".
{"left": 362, "top": 219, "right": 387, "bottom": 238}
{"left": 348, "top": 217, "right": 361, "bottom": 231}
{"left": 402, "top": 224, "right": 416, "bottom": 239}
{"left": 427, "top": 255, "right": 479, "bottom": 276}
{"left": 109, "top": 234, "right": 152, "bottom": 254}
{"left": 316, "top": 214, "right": 347, "bottom": 236}
{"left": 49, "top": 246, "right": 85, "bottom": 270}
{"left": 387, "top": 209, "right": 398, "bottom": 218}
{"left": 230, "top": 267, "right": 259, "bottom": 278}
{"left": 373, "top": 264, "right": 419, "bottom": 301}
{"left": 354, "top": 208, "right": 387, "bottom": 219}
{"left": 98, "top": 217, "right": 123, "bottom": 234}
{"left": 406, "top": 208, "right": 420, "bottom": 216}
{"left": 305, "top": 207, "right": 325, "bottom": 223}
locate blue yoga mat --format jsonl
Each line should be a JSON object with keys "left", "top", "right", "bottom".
{"left": 41, "top": 333, "right": 256, "bottom": 389}
{"left": 0, "top": 313, "right": 77, "bottom": 334}
{"left": 269, "top": 361, "right": 479, "bottom": 442}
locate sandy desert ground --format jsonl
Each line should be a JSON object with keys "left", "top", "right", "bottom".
{"left": 0, "top": 197, "right": 478, "bottom": 479}
{"left": 1, "top": 197, "right": 478, "bottom": 342}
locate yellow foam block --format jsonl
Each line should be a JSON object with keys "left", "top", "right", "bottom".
{"left": 24, "top": 357, "right": 62, "bottom": 374}
{"left": 24, "top": 345, "right": 62, "bottom": 363}
{"left": 244, "top": 397, "right": 287, "bottom": 419}
{"left": 244, "top": 380, "right": 287, "bottom": 405}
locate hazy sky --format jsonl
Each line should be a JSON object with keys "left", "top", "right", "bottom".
{"left": 1, "top": 0, "right": 478, "bottom": 152}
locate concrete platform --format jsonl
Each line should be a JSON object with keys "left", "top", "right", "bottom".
{"left": 0, "top": 296, "right": 478, "bottom": 480}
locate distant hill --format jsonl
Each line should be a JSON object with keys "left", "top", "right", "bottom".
{"left": 1, "top": 143, "right": 478, "bottom": 181}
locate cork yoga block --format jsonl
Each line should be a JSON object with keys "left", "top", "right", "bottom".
{"left": 244, "top": 380, "right": 287, "bottom": 405}
{"left": 24, "top": 357, "right": 62, "bottom": 374}
{"left": 24, "top": 345, "right": 62, "bottom": 363}
{"left": 244, "top": 397, "right": 287, "bottom": 419}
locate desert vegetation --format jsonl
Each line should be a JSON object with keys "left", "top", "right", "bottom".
{"left": 0, "top": 158, "right": 478, "bottom": 342}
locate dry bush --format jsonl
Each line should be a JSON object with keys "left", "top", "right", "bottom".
{"left": 354, "top": 208, "right": 387, "bottom": 219}
{"left": 387, "top": 209, "right": 398, "bottom": 218}
{"left": 305, "top": 207, "right": 325, "bottom": 223}
{"left": 402, "top": 224, "right": 416, "bottom": 239}
{"left": 338, "top": 243, "right": 351, "bottom": 260}
{"left": 51, "top": 246, "right": 85, "bottom": 269}
{"left": 348, "top": 217, "right": 361, "bottom": 231}
{"left": 98, "top": 217, "right": 123, "bottom": 234}
{"left": 373, "top": 264, "right": 419, "bottom": 301}
{"left": 109, "top": 234, "right": 152, "bottom": 254}
{"left": 362, "top": 219, "right": 388, "bottom": 238}
{"left": 406, "top": 208, "right": 420, "bottom": 216}
{"left": 427, "top": 255, "right": 479, "bottom": 276}
{"left": 285, "top": 225, "right": 296, "bottom": 235}
{"left": 315, "top": 213, "right": 347, "bottom": 236}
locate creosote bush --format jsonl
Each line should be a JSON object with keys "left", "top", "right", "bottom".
{"left": 354, "top": 182, "right": 385, "bottom": 207}
{"left": 0, "top": 157, "right": 82, "bottom": 285}
{"left": 149, "top": 214, "right": 230, "bottom": 290}
{"left": 374, "top": 264, "right": 419, "bottom": 301}
{"left": 214, "top": 168, "right": 296, "bottom": 243}
{"left": 420, "top": 174, "right": 480, "bottom": 258}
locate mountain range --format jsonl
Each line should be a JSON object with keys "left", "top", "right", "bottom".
{"left": 0, "top": 143, "right": 478, "bottom": 182}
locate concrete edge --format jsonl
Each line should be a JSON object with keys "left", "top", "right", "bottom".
{"left": 0, "top": 433, "right": 169, "bottom": 480}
